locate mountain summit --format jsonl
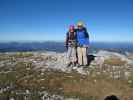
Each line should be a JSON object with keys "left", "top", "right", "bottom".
{"left": 0, "top": 50, "right": 133, "bottom": 100}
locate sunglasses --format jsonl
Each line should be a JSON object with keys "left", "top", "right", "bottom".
{"left": 78, "top": 25, "right": 82, "bottom": 27}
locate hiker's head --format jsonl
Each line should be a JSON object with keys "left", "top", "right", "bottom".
{"left": 69, "top": 25, "right": 75, "bottom": 33}
{"left": 77, "top": 21, "right": 84, "bottom": 29}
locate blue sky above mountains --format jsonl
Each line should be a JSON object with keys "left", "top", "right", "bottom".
{"left": 0, "top": 0, "right": 133, "bottom": 42}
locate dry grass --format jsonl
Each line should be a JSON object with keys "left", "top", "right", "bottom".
{"left": 0, "top": 52, "right": 133, "bottom": 100}
{"left": 16, "top": 71, "right": 133, "bottom": 100}
{"left": 104, "top": 57, "right": 127, "bottom": 66}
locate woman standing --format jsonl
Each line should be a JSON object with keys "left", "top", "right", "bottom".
{"left": 65, "top": 25, "right": 77, "bottom": 67}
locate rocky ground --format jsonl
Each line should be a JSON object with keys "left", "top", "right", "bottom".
{"left": 0, "top": 50, "right": 133, "bottom": 100}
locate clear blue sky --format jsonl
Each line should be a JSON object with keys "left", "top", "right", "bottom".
{"left": 0, "top": 0, "right": 133, "bottom": 42}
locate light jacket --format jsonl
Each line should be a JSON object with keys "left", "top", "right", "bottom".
{"left": 76, "top": 27, "right": 89, "bottom": 47}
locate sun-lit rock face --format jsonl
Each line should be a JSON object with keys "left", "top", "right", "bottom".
{"left": 1, "top": 50, "right": 133, "bottom": 77}
{"left": 90, "top": 50, "right": 133, "bottom": 79}
{"left": 13, "top": 50, "right": 132, "bottom": 80}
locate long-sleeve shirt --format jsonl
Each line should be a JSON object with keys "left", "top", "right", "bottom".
{"left": 65, "top": 31, "right": 77, "bottom": 47}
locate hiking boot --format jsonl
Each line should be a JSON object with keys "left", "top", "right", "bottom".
{"left": 66, "top": 62, "right": 72, "bottom": 67}
{"left": 75, "top": 63, "right": 79, "bottom": 67}
{"left": 83, "top": 65, "right": 88, "bottom": 68}
{"left": 77, "top": 64, "right": 83, "bottom": 68}
{"left": 71, "top": 62, "right": 77, "bottom": 67}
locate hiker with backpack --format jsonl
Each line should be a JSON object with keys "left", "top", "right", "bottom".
{"left": 76, "top": 21, "right": 89, "bottom": 66}
{"left": 65, "top": 25, "right": 77, "bottom": 67}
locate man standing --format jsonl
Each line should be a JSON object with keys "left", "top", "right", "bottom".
{"left": 76, "top": 21, "right": 89, "bottom": 66}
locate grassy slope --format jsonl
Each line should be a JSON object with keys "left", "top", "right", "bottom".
{"left": 0, "top": 52, "right": 133, "bottom": 100}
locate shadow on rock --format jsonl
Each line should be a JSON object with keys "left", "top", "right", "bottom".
{"left": 87, "top": 54, "right": 96, "bottom": 65}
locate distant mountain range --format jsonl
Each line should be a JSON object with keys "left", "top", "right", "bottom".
{"left": 0, "top": 42, "right": 133, "bottom": 54}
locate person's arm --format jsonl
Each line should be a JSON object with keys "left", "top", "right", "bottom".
{"left": 83, "top": 27, "right": 90, "bottom": 48}
{"left": 84, "top": 28, "right": 89, "bottom": 39}
{"left": 74, "top": 29, "right": 77, "bottom": 40}
{"left": 65, "top": 32, "right": 69, "bottom": 49}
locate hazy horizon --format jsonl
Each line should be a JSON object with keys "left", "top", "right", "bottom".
{"left": 0, "top": 40, "right": 133, "bottom": 44}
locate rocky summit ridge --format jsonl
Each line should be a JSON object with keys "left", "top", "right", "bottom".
{"left": 0, "top": 50, "right": 133, "bottom": 100}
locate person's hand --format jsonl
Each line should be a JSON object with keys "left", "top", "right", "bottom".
{"left": 83, "top": 45, "right": 90, "bottom": 48}
{"left": 65, "top": 45, "right": 68, "bottom": 49}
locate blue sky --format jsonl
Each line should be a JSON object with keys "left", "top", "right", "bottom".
{"left": 0, "top": 0, "right": 133, "bottom": 42}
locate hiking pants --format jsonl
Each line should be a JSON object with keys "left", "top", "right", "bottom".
{"left": 77, "top": 47, "right": 88, "bottom": 65}
{"left": 66, "top": 47, "right": 77, "bottom": 64}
